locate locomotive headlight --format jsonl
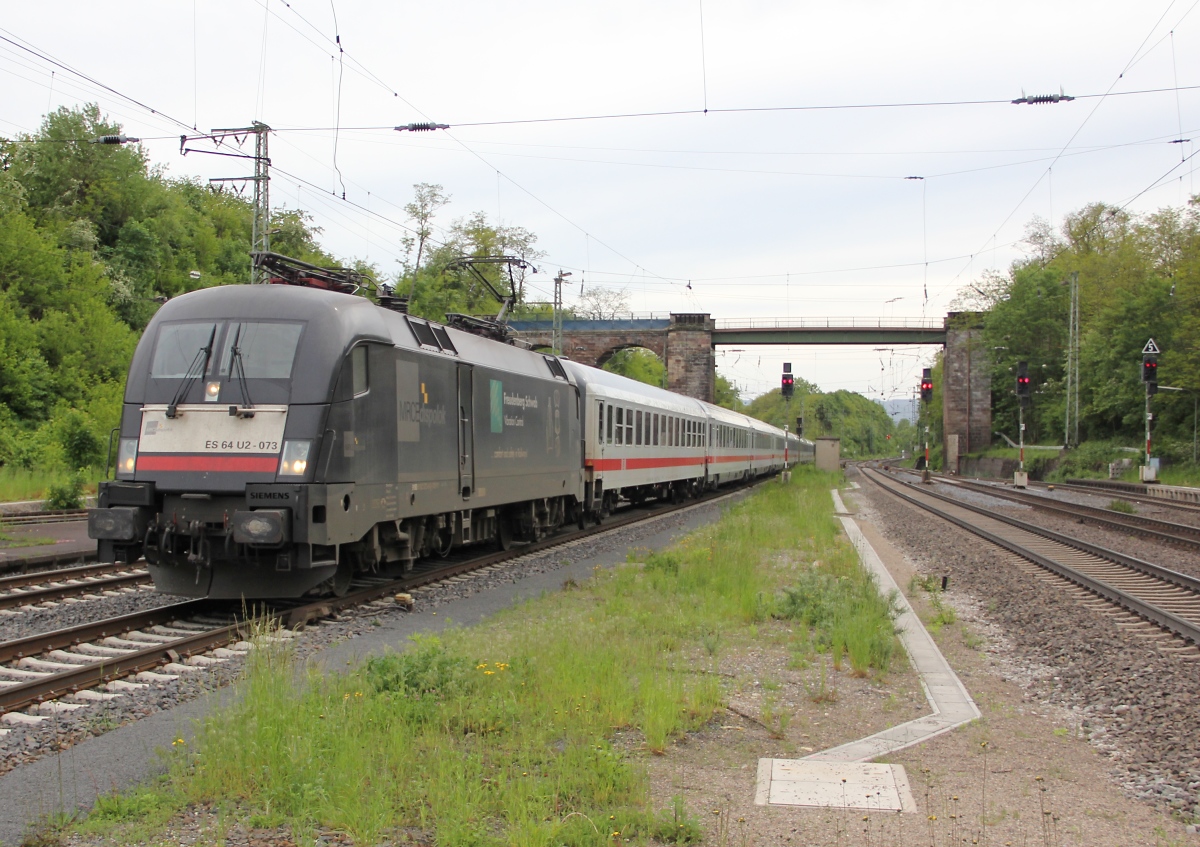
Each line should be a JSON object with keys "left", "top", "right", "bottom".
{"left": 115, "top": 438, "right": 139, "bottom": 479}
{"left": 205, "top": 381, "right": 221, "bottom": 401}
{"left": 277, "top": 440, "right": 312, "bottom": 477}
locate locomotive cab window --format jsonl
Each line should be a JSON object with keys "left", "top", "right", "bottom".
{"left": 151, "top": 321, "right": 218, "bottom": 379}
{"left": 218, "top": 322, "right": 305, "bottom": 380}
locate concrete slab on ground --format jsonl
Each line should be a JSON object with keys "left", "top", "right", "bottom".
{"left": 754, "top": 759, "right": 915, "bottom": 811}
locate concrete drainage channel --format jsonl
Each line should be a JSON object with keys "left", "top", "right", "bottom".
{"left": 753, "top": 487, "right": 980, "bottom": 813}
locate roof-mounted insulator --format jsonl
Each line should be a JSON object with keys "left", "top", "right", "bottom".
{"left": 91, "top": 134, "right": 140, "bottom": 144}
{"left": 1011, "top": 88, "right": 1075, "bottom": 105}
{"left": 395, "top": 122, "right": 450, "bottom": 132}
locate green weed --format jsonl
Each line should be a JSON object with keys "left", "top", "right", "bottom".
{"left": 1107, "top": 499, "right": 1135, "bottom": 514}
{"left": 72, "top": 469, "right": 894, "bottom": 845}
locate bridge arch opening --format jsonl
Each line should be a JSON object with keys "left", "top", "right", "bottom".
{"left": 599, "top": 346, "right": 667, "bottom": 388}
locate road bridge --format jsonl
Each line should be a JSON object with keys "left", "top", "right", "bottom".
{"left": 507, "top": 312, "right": 989, "bottom": 465}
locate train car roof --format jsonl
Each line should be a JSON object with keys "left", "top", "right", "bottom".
{"left": 559, "top": 360, "right": 706, "bottom": 415}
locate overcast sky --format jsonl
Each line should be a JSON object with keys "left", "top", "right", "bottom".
{"left": 3, "top": 2, "right": 1197, "bottom": 404}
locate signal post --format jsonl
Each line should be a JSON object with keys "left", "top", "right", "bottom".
{"left": 920, "top": 368, "right": 933, "bottom": 482}
{"left": 1014, "top": 361, "right": 1031, "bottom": 488}
{"left": 1142, "top": 339, "right": 1159, "bottom": 481}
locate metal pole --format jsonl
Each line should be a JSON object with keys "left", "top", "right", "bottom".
{"left": 251, "top": 122, "right": 270, "bottom": 283}
{"left": 1145, "top": 387, "right": 1152, "bottom": 466}
{"left": 1018, "top": 403, "right": 1025, "bottom": 471}
{"left": 552, "top": 271, "right": 565, "bottom": 355}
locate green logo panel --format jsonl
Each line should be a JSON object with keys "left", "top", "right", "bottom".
{"left": 490, "top": 379, "right": 503, "bottom": 432}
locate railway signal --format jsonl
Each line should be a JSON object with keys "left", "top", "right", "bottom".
{"left": 1142, "top": 354, "right": 1158, "bottom": 393}
{"left": 1142, "top": 339, "right": 1161, "bottom": 478}
{"left": 781, "top": 365, "right": 794, "bottom": 400}
{"left": 1016, "top": 361, "right": 1031, "bottom": 403}
{"left": 920, "top": 368, "right": 933, "bottom": 403}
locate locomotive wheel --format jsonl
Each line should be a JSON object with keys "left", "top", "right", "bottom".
{"left": 331, "top": 558, "right": 354, "bottom": 597}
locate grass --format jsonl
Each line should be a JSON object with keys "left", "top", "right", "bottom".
{"left": 67, "top": 469, "right": 905, "bottom": 846}
{"left": 0, "top": 532, "right": 55, "bottom": 549}
{"left": 1107, "top": 499, "right": 1136, "bottom": 514}
{"left": 0, "top": 466, "right": 100, "bottom": 504}
{"left": 1156, "top": 463, "right": 1200, "bottom": 487}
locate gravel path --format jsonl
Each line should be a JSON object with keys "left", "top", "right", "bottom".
{"left": 858, "top": 468, "right": 1200, "bottom": 819}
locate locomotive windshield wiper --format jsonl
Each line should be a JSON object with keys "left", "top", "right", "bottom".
{"left": 165, "top": 324, "right": 217, "bottom": 419}
{"left": 227, "top": 323, "right": 255, "bottom": 417}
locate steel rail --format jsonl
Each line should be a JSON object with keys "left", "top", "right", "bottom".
{"left": 943, "top": 478, "right": 1200, "bottom": 549}
{"left": 873, "top": 469, "right": 1200, "bottom": 595}
{"left": 1065, "top": 477, "right": 1200, "bottom": 505}
{"left": 0, "top": 600, "right": 210, "bottom": 664}
{"left": 862, "top": 468, "right": 1200, "bottom": 647}
{"left": 0, "top": 571, "right": 150, "bottom": 612}
{"left": 0, "top": 562, "right": 149, "bottom": 593}
{"left": 0, "top": 510, "right": 87, "bottom": 527}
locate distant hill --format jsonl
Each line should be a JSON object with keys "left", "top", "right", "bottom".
{"left": 883, "top": 398, "right": 916, "bottom": 423}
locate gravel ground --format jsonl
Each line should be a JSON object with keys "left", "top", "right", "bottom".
{"left": 0, "top": 498, "right": 733, "bottom": 781}
{"left": 962, "top": 477, "right": 1200, "bottom": 529}
{"left": 861, "top": 469, "right": 1200, "bottom": 821}
{"left": 925, "top": 479, "right": 1200, "bottom": 581}
{"left": 0, "top": 583, "right": 177, "bottom": 645}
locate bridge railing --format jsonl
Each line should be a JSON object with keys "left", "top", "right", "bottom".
{"left": 714, "top": 316, "right": 945, "bottom": 330}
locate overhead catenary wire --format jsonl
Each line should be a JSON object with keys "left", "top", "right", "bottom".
{"left": 939, "top": 0, "right": 1198, "bottom": 297}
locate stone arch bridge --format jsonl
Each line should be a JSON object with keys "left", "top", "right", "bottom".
{"left": 507, "top": 312, "right": 991, "bottom": 464}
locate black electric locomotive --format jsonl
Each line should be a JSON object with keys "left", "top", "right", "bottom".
{"left": 89, "top": 283, "right": 586, "bottom": 598}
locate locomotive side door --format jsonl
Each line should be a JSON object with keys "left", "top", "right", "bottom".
{"left": 457, "top": 364, "right": 474, "bottom": 499}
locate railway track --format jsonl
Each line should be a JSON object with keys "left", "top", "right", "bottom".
{"left": 933, "top": 477, "right": 1200, "bottom": 550}
{"left": 0, "top": 563, "right": 153, "bottom": 612}
{"left": 862, "top": 468, "right": 1200, "bottom": 655}
{"left": 1065, "top": 477, "right": 1200, "bottom": 507}
{"left": 0, "top": 509, "right": 87, "bottom": 527}
{"left": 0, "top": 480, "right": 754, "bottom": 724}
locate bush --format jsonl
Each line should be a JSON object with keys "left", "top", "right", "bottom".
{"left": 58, "top": 410, "right": 104, "bottom": 469}
{"left": 44, "top": 470, "right": 85, "bottom": 510}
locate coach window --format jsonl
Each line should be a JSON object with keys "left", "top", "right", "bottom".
{"left": 651, "top": 413, "right": 658, "bottom": 446}
{"left": 626, "top": 408, "right": 633, "bottom": 444}
{"left": 351, "top": 346, "right": 369, "bottom": 396}
{"left": 598, "top": 402, "right": 604, "bottom": 443}
{"left": 635, "top": 410, "right": 642, "bottom": 445}
{"left": 607, "top": 404, "right": 614, "bottom": 443}
{"left": 615, "top": 407, "right": 624, "bottom": 445}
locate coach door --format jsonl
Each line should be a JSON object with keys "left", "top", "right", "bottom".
{"left": 457, "top": 364, "right": 474, "bottom": 499}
